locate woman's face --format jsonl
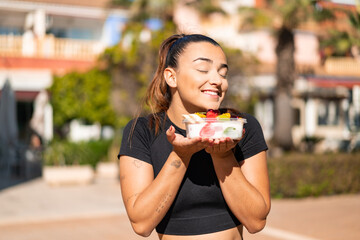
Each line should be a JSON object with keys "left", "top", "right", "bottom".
{"left": 170, "top": 41, "right": 228, "bottom": 113}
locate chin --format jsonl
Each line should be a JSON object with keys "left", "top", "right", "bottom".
{"left": 204, "top": 104, "right": 221, "bottom": 111}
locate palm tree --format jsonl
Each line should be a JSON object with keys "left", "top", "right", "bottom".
{"left": 348, "top": 3, "right": 360, "bottom": 58}
{"left": 239, "top": 0, "right": 335, "bottom": 150}
{"left": 100, "top": 0, "right": 177, "bottom": 125}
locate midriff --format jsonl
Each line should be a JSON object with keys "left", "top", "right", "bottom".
{"left": 158, "top": 225, "right": 243, "bottom": 240}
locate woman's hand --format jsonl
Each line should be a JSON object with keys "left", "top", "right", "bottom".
{"left": 166, "top": 125, "right": 211, "bottom": 161}
{"left": 205, "top": 137, "right": 239, "bottom": 158}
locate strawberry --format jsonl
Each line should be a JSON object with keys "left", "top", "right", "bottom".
{"left": 199, "top": 123, "right": 216, "bottom": 138}
{"left": 206, "top": 109, "right": 220, "bottom": 118}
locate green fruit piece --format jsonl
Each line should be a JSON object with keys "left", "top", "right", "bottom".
{"left": 223, "top": 127, "right": 240, "bottom": 138}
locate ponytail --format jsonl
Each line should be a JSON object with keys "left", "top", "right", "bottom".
{"left": 145, "top": 34, "right": 184, "bottom": 114}
{"left": 141, "top": 34, "right": 220, "bottom": 134}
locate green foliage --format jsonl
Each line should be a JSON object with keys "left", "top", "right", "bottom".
{"left": 347, "top": 9, "right": 360, "bottom": 47}
{"left": 130, "top": 0, "right": 174, "bottom": 22}
{"left": 188, "top": 0, "right": 226, "bottom": 16}
{"left": 111, "top": 0, "right": 133, "bottom": 7}
{"left": 239, "top": 0, "right": 334, "bottom": 30}
{"left": 43, "top": 139, "right": 113, "bottom": 168}
{"left": 221, "top": 46, "right": 260, "bottom": 114}
{"left": 320, "top": 30, "right": 353, "bottom": 56}
{"left": 49, "top": 68, "right": 116, "bottom": 128}
{"left": 238, "top": 7, "right": 272, "bottom": 30}
{"left": 269, "top": 152, "right": 360, "bottom": 198}
{"left": 99, "top": 21, "right": 177, "bottom": 120}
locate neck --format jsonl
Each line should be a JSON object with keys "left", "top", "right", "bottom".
{"left": 166, "top": 104, "right": 187, "bottom": 129}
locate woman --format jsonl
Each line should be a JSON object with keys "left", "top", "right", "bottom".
{"left": 118, "top": 34, "right": 270, "bottom": 239}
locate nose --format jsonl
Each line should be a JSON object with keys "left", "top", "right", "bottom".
{"left": 208, "top": 72, "right": 222, "bottom": 86}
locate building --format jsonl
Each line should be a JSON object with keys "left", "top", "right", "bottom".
{"left": 175, "top": 0, "right": 360, "bottom": 152}
{"left": 0, "top": 0, "right": 128, "bottom": 182}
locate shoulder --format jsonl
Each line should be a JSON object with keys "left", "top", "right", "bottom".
{"left": 122, "top": 112, "right": 167, "bottom": 142}
{"left": 122, "top": 115, "right": 153, "bottom": 139}
{"left": 241, "top": 113, "right": 262, "bottom": 130}
{"left": 237, "top": 112, "right": 268, "bottom": 159}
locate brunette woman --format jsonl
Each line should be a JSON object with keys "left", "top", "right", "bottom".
{"left": 118, "top": 34, "right": 270, "bottom": 239}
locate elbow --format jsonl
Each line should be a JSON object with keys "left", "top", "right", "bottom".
{"left": 245, "top": 218, "right": 267, "bottom": 234}
{"left": 131, "top": 222, "right": 154, "bottom": 237}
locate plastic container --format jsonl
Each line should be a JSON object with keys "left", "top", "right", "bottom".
{"left": 183, "top": 118, "right": 247, "bottom": 139}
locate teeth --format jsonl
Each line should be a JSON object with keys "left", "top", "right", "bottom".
{"left": 203, "top": 91, "right": 218, "bottom": 96}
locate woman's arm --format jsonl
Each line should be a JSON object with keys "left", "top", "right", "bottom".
{"left": 119, "top": 152, "right": 187, "bottom": 237}
{"left": 207, "top": 139, "right": 270, "bottom": 234}
{"left": 119, "top": 126, "right": 210, "bottom": 237}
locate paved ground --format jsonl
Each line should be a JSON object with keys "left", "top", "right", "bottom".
{"left": 0, "top": 177, "right": 359, "bottom": 240}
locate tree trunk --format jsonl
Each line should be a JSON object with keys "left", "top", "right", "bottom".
{"left": 274, "top": 26, "right": 295, "bottom": 150}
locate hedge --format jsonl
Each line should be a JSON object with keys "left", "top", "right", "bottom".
{"left": 43, "top": 139, "right": 113, "bottom": 168}
{"left": 268, "top": 152, "right": 360, "bottom": 198}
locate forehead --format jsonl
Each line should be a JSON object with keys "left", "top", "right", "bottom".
{"left": 179, "top": 41, "right": 227, "bottom": 63}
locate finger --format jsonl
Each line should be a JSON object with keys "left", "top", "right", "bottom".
{"left": 241, "top": 129, "right": 246, "bottom": 140}
{"left": 219, "top": 138, "right": 228, "bottom": 152}
{"left": 198, "top": 137, "right": 210, "bottom": 148}
{"left": 166, "top": 125, "right": 176, "bottom": 143}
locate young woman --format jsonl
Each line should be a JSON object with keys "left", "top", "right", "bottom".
{"left": 118, "top": 34, "right": 270, "bottom": 239}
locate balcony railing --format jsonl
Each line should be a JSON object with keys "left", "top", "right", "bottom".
{"left": 324, "top": 57, "right": 360, "bottom": 76}
{"left": 0, "top": 34, "right": 103, "bottom": 60}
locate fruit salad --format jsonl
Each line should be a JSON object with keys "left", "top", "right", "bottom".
{"left": 182, "top": 109, "right": 246, "bottom": 139}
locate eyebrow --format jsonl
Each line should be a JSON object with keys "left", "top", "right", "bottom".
{"left": 193, "top": 57, "right": 228, "bottom": 69}
{"left": 193, "top": 57, "right": 212, "bottom": 63}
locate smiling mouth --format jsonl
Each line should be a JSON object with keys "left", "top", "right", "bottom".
{"left": 202, "top": 90, "right": 219, "bottom": 96}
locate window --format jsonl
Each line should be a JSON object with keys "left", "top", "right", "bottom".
{"left": 293, "top": 108, "right": 301, "bottom": 126}
{"left": 318, "top": 100, "right": 340, "bottom": 126}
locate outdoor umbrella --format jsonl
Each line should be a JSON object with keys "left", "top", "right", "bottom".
{"left": 0, "top": 78, "right": 18, "bottom": 176}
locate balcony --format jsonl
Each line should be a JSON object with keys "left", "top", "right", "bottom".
{"left": 324, "top": 57, "right": 360, "bottom": 76}
{"left": 0, "top": 34, "right": 103, "bottom": 60}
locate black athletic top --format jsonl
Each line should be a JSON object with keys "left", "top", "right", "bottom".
{"left": 118, "top": 112, "right": 268, "bottom": 235}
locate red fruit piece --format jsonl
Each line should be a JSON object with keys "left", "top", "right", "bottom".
{"left": 206, "top": 109, "right": 220, "bottom": 118}
{"left": 200, "top": 123, "right": 216, "bottom": 138}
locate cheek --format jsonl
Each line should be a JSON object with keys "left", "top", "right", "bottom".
{"left": 222, "top": 79, "right": 229, "bottom": 92}
{"left": 178, "top": 73, "right": 202, "bottom": 89}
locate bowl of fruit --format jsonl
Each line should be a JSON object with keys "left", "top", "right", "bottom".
{"left": 182, "top": 109, "right": 246, "bottom": 139}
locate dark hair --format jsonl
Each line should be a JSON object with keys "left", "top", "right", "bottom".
{"left": 144, "top": 33, "right": 221, "bottom": 133}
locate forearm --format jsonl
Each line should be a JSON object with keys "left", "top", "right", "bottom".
{"left": 212, "top": 153, "right": 270, "bottom": 233}
{"left": 128, "top": 151, "right": 189, "bottom": 235}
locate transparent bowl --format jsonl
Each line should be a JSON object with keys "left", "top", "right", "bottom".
{"left": 183, "top": 118, "right": 247, "bottom": 139}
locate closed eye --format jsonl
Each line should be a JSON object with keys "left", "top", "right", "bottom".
{"left": 219, "top": 70, "right": 227, "bottom": 78}
{"left": 197, "top": 69, "right": 208, "bottom": 73}
{"left": 219, "top": 64, "right": 228, "bottom": 78}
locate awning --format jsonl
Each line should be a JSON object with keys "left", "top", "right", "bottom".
{"left": 306, "top": 75, "right": 360, "bottom": 88}
{"left": 0, "top": 69, "right": 52, "bottom": 101}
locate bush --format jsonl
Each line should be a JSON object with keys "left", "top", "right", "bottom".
{"left": 269, "top": 152, "right": 360, "bottom": 198}
{"left": 49, "top": 69, "right": 117, "bottom": 128}
{"left": 43, "top": 139, "right": 113, "bottom": 168}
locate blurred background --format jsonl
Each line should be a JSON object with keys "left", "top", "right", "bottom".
{"left": 0, "top": 0, "right": 360, "bottom": 201}
{"left": 0, "top": 1, "right": 360, "bottom": 240}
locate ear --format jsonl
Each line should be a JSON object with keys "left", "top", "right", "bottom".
{"left": 164, "top": 67, "right": 177, "bottom": 88}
